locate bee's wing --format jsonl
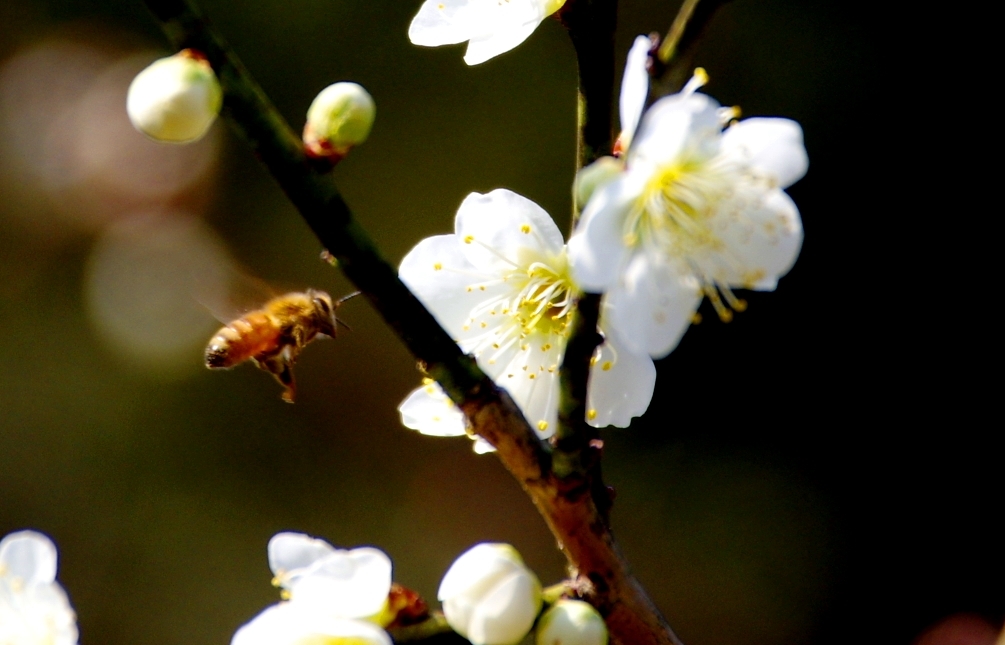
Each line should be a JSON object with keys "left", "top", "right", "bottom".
{"left": 194, "top": 261, "right": 279, "bottom": 324}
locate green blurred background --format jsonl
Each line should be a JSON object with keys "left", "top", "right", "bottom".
{"left": 0, "top": 1, "right": 998, "bottom": 644}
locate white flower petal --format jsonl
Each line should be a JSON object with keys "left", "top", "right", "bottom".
{"left": 408, "top": 0, "right": 478, "bottom": 47}
{"left": 455, "top": 189, "right": 565, "bottom": 269}
{"left": 586, "top": 329, "right": 655, "bottom": 428}
{"left": 291, "top": 548, "right": 393, "bottom": 619}
{"left": 438, "top": 543, "right": 524, "bottom": 601}
{"left": 710, "top": 188, "right": 803, "bottom": 291}
{"left": 467, "top": 570, "right": 540, "bottom": 645}
{"left": 399, "top": 385, "right": 468, "bottom": 437}
{"left": 721, "top": 117, "right": 808, "bottom": 188}
{"left": 232, "top": 603, "right": 392, "bottom": 645}
{"left": 568, "top": 174, "right": 644, "bottom": 291}
{"left": 473, "top": 438, "right": 497, "bottom": 454}
{"left": 268, "top": 533, "right": 336, "bottom": 582}
{"left": 409, "top": 0, "right": 562, "bottom": 65}
{"left": 439, "top": 543, "right": 540, "bottom": 645}
{"left": 464, "top": 18, "right": 543, "bottom": 65}
{"left": 630, "top": 92, "right": 721, "bottom": 168}
{"left": 606, "top": 252, "right": 701, "bottom": 358}
{"left": 232, "top": 603, "right": 290, "bottom": 645}
{"left": 400, "top": 234, "right": 506, "bottom": 338}
{"left": 619, "top": 35, "right": 651, "bottom": 147}
{"left": 0, "top": 531, "right": 58, "bottom": 585}
{"left": 497, "top": 352, "right": 560, "bottom": 438}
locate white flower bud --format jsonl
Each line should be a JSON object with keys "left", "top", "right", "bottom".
{"left": 573, "top": 156, "right": 623, "bottom": 211}
{"left": 437, "top": 543, "right": 542, "bottom": 645}
{"left": 127, "top": 49, "right": 222, "bottom": 143}
{"left": 536, "top": 599, "right": 608, "bottom": 645}
{"left": 303, "top": 82, "right": 375, "bottom": 160}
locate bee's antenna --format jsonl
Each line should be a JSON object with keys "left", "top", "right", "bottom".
{"left": 336, "top": 291, "right": 362, "bottom": 306}
{"left": 335, "top": 317, "right": 353, "bottom": 332}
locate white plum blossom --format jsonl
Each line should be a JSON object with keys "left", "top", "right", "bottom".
{"left": 397, "top": 189, "right": 656, "bottom": 450}
{"left": 568, "top": 70, "right": 808, "bottom": 358}
{"left": 0, "top": 531, "right": 78, "bottom": 645}
{"left": 408, "top": 0, "right": 566, "bottom": 66}
{"left": 231, "top": 532, "right": 393, "bottom": 645}
{"left": 438, "top": 543, "right": 541, "bottom": 645}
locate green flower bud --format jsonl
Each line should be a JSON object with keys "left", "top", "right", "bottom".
{"left": 573, "top": 156, "right": 623, "bottom": 211}
{"left": 303, "top": 82, "right": 376, "bottom": 161}
{"left": 536, "top": 599, "right": 608, "bottom": 645}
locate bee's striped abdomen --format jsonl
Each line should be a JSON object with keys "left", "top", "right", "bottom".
{"left": 204, "top": 312, "right": 280, "bottom": 368}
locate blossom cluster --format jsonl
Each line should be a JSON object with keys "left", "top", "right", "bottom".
{"left": 397, "top": 189, "right": 657, "bottom": 450}
{"left": 1, "top": 529, "right": 607, "bottom": 645}
{"left": 229, "top": 533, "right": 608, "bottom": 645}
{"left": 398, "top": 16, "right": 807, "bottom": 449}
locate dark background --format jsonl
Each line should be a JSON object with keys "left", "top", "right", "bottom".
{"left": 0, "top": 1, "right": 998, "bottom": 644}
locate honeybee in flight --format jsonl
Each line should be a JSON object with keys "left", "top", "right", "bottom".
{"left": 205, "top": 290, "right": 358, "bottom": 403}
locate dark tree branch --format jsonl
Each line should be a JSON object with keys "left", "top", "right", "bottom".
{"left": 559, "top": 0, "right": 618, "bottom": 202}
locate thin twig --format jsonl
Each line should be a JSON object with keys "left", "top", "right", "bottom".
{"left": 651, "top": 0, "right": 731, "bottom": 99}
{"left": 389, "top": 613, "right": 468, "bottom": 643}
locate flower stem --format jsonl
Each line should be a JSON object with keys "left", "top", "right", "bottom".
{"left": 389, "top": 613, "right": 469, "bottom": 643}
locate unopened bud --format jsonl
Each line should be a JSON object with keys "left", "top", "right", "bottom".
{"left": 574, "top": 156, "right": 623, "bottom": 210}
{"left": 437, "top": 543, "right": 542, "bottom": 645}
{"left": 536, "top": 599, "right": 608, "bottom": 645}
{"left": 127, "top": 49, "right": 222, "bottom": 143}
{"left": 303, "top": 82, "right": 375, "bottom": 161}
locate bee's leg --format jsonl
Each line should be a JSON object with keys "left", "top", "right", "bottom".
{"left": 257, "top": 353, "right": 297, "bottom": 403}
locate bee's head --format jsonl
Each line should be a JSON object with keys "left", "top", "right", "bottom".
{"left": 310, "top": 290, "right": 337, "bottom": 337}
